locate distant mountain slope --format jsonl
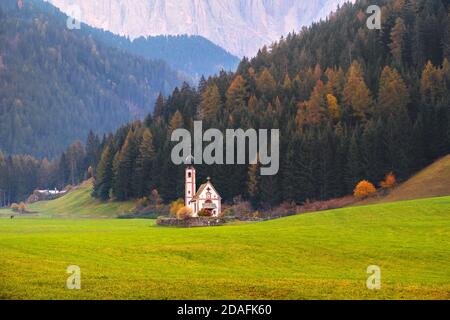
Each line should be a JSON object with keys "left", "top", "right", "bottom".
{"left": 90, "top": 32, "right": 240, "bottom": 82}
{"left": 383, "top": 155, "right": 450, "bottom": 202}
{"left": 0, "top": 0, "right": 181, "bottom": 158}
{"left": 46, "top": 0, "right": 351, "bottom": 57}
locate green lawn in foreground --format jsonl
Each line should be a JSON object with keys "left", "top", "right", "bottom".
{"left": 0, "top": 196, "right": 449, "bottom": 300}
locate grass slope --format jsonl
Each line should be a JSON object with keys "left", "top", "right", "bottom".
{"left": 0, "top": 181, "right": 135, "bottom": 219}
{"left": 385, "top": 155, "right": 450, "bottom": 202}
{"left": 0, "top": 196, "right": 449, "bottom": 300}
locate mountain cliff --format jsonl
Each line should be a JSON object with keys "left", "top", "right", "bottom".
{"left": 46, "top": 0, "right": 350, "bottom": 57}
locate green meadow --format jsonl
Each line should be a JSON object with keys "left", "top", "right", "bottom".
{"left": 0, "top": 181, "right": 136, "bottom": 219}
{"left": 1, "top": 196, "right": 449, "bottom": 300}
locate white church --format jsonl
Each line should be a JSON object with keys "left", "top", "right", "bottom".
{"left": 185, "top": 165, "right": 222, "bottom": 217}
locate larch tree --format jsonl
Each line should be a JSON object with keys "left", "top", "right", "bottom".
{"left": 169, "top": 111, "right": 184, "bottom": 132}
{"left": 343, "top": 61, "right": 373, "bottom": 121}
{"left": 226, "top": 75, "right": 248, "bottom": 125}
{"left": 390, "top": 17, "right": 407, "bottom": 67}
{"left": 256, "top": 68, "right": 277, "bottom": 98}
{"left": 326, "top": 94, "right": 341, "bottom": 120}
{"left": 378, "top": 66, "right": 410, "bottom": 116}
{"left": 198, "top": 84, "right": 221, "bottom": 122}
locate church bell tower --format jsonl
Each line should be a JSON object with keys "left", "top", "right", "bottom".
{"left": 185, "top": 165, "right": 196, "bottom": 211}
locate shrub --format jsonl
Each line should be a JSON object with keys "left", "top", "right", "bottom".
{"left": 198, "top": 209, "right": 212, "bottom": 217}
{"left": 10, "top": 203, "right": 19, "bottom": 212}
{"left": 149, "top": 189, "right": 163, "bottom": 206}
{"left": 380, "top": 172, "right": 397, "bottom": 189}
{"left": 176, "top": 206, "right": 193, "bottom": 220}
{"left": 169, "top": 199, "right": 184, "bottom": 217}
{"left": 18, "top": 202, "right": 27, "bottom": 213}
{"left": 354, "top": 180, "right": 377, "bottom": 199}
{"left": 136, "top": 197, "right": 149, "bottom": 208}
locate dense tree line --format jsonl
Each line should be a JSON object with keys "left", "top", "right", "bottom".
{"left": 0, "top": 0, "right": 181, "bottom": 158}
{"left": 89, "top": 0, "right": 449, "bottom": 209}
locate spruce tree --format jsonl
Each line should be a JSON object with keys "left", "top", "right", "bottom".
{"left": 132, "top": 128, "right": 155, "bottom": 198}
{"left": 93, "top": 145, "right": 113, "bottom": 201}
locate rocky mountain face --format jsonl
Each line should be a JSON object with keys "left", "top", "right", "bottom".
{"left": 46, "top": 0, "right": 350, "bottom": 57}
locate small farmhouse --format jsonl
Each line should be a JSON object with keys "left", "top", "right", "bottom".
{"left": 185, "top": 165, "right": 222, "bottom": 217}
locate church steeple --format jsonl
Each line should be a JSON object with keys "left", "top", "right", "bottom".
{"left": 185, "top": 164, "right": 196, "bottom": 209}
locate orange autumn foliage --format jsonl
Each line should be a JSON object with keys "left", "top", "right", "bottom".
{"left": 354, "top": 180, "right": 377, "bottom": 199}
{"left": 380, "top": 172, "right": 397, "bottom": 189}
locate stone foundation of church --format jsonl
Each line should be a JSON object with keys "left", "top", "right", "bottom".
{"left": 156, "top": 217, "right": 225, "bottom": 228}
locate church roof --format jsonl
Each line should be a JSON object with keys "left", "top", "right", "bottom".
{"left": 190, "top": 179, "right": 221, "bottom": 202}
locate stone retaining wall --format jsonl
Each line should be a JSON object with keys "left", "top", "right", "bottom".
{"left": 156, "top": 217, "right": 225, "bottom": 228}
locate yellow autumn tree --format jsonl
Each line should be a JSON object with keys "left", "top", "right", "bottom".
{"left": 343, "top": 61, "right": 373, "bottom": 121}
{"left": 282, "top": 73, "right": 292, "bottom": 91}
{"left": 226, "top": 75, "right": 248, "bottom": 112}
{"left": 198, "top": 84, "right": 221, "bottom": 122}
{"left": 326, "top": 94, "right": 341, "bottom": 120}
{"left": 256, "top": 68, "right": 277, "bottom": 97}
{"left": 296, "top": 80, "right": 327, "bottom": 126}
{"left": 378, "top": 66, "right": 410, "bottom": 115}
{"left": 177, "top": 206, "right": 193, "bottom": 220}
{"left": 169, "top": 110, "right": 183, "bottom": 131}
{"left": 325, "top": 67, "right": 345, "bottom": 96}
{"left": 420, "top": 61, "right": 446, "bottom": 104}
{"left": 169, "top": 199, "right": 184, "bottom": 217}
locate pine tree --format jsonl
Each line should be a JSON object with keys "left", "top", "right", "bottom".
{"left": 346, "top": 131, "right": 364, "bottom": 190}
{"left": 85, "top": 130, "right": 101, "bottom": 170}
{"left": 93, "top": 145, "right": 113, "bottom": 201}
{"left": 132, "top": 128, "right": 155, "bottom": 198}
{"left": 154, "top": 94, "right": 165, "bottom": 118}
{"left": 112, "top": 130, "right": 139, "bottom": 200}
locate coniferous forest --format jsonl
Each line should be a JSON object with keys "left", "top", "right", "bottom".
{"left": 0, "top": 0, "right": 182, "bottom": 158}
{"left": 1, "top": 0, "right": 450, "bottom": 208}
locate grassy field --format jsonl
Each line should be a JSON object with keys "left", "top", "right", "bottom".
{"left": 0, "top": 181, "right": 136, "bottom": 219}
{"left": 0, "top": 196, "right": 449, "bottom": 300}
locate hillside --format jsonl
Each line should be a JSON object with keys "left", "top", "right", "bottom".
{"left": 383, "top": 155, "right": 450, "bottom": 202}
{"left": 0, "top": 0, "right": 181, "bottom": 158}
{"left": 0, "top": 180, "right": 136, "bottom": 218}
{"left": 1, "top": 196, "right": 449, "bottom": 299}
{"left": 88, "top": 32, "right": 240, "bottom": 82}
